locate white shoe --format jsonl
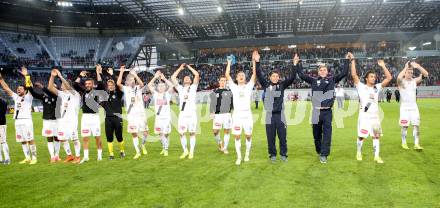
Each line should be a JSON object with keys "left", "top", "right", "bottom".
{"left": 223, "top": 149, "right": 229, "bottom": 154}
{"left": 79, "top": 158, "right": 89, "bottom": 164}
{"left": 244, "top": 154, "right": 250, "bottom": 162}
{"left": 235, "top": 158, "right": 242, "bottom": 165}
{"left": 97, "top": 157, "right": 102, "bottom": 161}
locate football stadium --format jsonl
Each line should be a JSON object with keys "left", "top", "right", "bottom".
{"left": 0, "top": 0, "right": 439, "bottom": 207}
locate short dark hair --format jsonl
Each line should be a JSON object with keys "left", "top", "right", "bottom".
{"left": 269, "top": 70, "right": 280, "bottom": 76}
{"left": 364, "top": 70, "right": 376, "bottom": 82}
{"left": 218, "top": 75, "right": 226, "bottom": 80}
{"left": 236, "top": 70, "right": 245, "bottom": 75}
{"left": 84, "top": 78, "right": 94, "bottom": 83}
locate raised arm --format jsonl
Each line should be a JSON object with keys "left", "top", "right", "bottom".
{"left": 160, "top": 73, "right": 175, "bottom": 93}
{"left": 334, "top": 53, "right": 351, "bottom": 83}
{"left": 411, "top": 62, "right": 429, "bottom": 85}
{"left": 130, "top": 70, "right": 144, "bottom": 88}
{"left": 57, "top": 70, "right": 73, "bottom": 91}
{"left": 116, "top": 66, "right": 125, "bottom": 91}
{"left": 0, "top": 73, "right": 14, "bottom": 97}
{"left": 378, "top": 60, "right": 392, "bottom": 88}
{"left": 96, "top": 64, "right": 103, "bottom": 82}
{"left": 148, "top": 71, "right": 161, "bottom": 93}
{"left": 294, "top": 53, "right": 314, "bottom": 84}
{"left": 27, "top": 82, "right": 45, "bottom": 100}
{"left": 396, "top": 61, "right": 409, "bottom": 87}
{"left": 350, "top": 57, "right": 360, "bottom": 85}
{"left": 73, "top": 71, "right": 87, "bottom": 92}
{"left": 225, "top": 59, "right": 232, "bottom": 81}
{"left": 186, "top": 64, "right": 200, "bottom": 85}
{"left": 254, "top": 50, "right": 269, "bottom": 88}
{"left": 171, "top": 64, "right": 185, "bottom": 85}
{"left": 48, "top": 69, "right": 59, "bottom": 95}
{"left": 250, "top": 55, "right": 257, "bottom": 83}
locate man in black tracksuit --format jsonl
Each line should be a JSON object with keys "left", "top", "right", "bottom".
{"left": 97, "top": 68, "right": 125, "bottom": 160}
{"left": 254, "top": 50, "right": 297, "bottom": 162}
{"left": 297, "top": 53, "right": 350, "bottom": 163}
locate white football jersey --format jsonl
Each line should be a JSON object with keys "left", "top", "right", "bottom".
{"left": 123, "top": 85, "right": 144, "bottom": 115}
{"left": 12, "top": 93, "right": 33, "bottom": 119}
{"left": 356, "top": 82, "right": 382, "bottom": 115}
{"left": 399, "top": 79, "right": 417, "bottom": 108}
{"left": 176, "top": 84, "right": 197, "bottom": 114}
{"left": 228, "top": 80, "right": 255, "bottom": 113}
{"left": 57, "top": 90, "right": 80, "bottom": 122}
{"left": 154, "top": 92, "right": 171, "bottom": 118}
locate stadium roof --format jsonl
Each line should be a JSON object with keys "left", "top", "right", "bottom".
{"left": 0, "top": 0, "right": 439, "bottom": 41}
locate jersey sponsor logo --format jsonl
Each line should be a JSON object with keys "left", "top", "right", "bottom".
{"left": 16, "top": 134, "right": 22, "bottom": 139}
{"left": 400, "top": 120, "right": 408, "bottom": 124}
{"left": 234, "top": 126, "right": 241, "bottom": 131}
{"left": 155, "top": 127, "right": 161, "bottom": 132}
{"left": 360, "top": 129, "right": 368, "bottom": 134}
{"left": 45, "top": 130, "right": 52, "bottom": 135}
{"left": 58, "top": 132, "right": 64, "bottom": 136}
{"left": 215, "top": 123, "right": 221, "bottom": 127}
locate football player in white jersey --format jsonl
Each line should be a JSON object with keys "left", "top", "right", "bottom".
{"left": 0, "top": 69, "right": 37, "bottom": 165}
{"left": 117, "top": 67, "right": 149, "bottom": 159}
{"left": 397, "top": 61, "right": 429, "bottom": 150}
{"left": 351, "top": 57, "right": 392, "bottom": 164}
{"left": 48, "top": 69, "right": 82, "bottom": 164}
{"left": 171, "top": 63, "right": 200, "bottom": 159}
{"left": 148, "top": 71, "right": 174, "bottom": 157}
{"left": 225, "top": 51, "right": 257, "bottom": 165}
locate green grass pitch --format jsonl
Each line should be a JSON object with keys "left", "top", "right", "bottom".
{"left": 0, "top": 99, "right": 439, "bottom": 207}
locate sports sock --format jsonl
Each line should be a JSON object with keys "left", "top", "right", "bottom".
{"left": 357, "top": 138, "right": 364, "bottom": 153}
{"left": 235, "top": 139, "right": 241, "bottom": 159}
{"left": 119, "top": 141, "right": 125, "bottom": 153}
{"left": 2, "top": 142, "right": 9, "bottom": 161}
{"left": 141, "top": 134, "right": 147, "bottom": 145}
{"left": 223, "top": 134, "right": 230, "bottom": 150}
{"left": 189, "top": 136, "right": 196, "bottom": 154}
{"left": 29, "top": 143, "right": 37, "bottom": 160}
{"left": 401, "top": 127, "right": 407, "bottom": 144}
{"left": 0, "top": 144, "right": 3, "bottom": 161}
{"left": 133, "top": 137, "right": 140, "bottom": 154}
{"left": 180, "top": 135, "right": 187, "bottom": 152}
{"left": 413, "top": 126, "right": 420, "bottom": 145}
{"left": 63, "top": 141, "right": 72, "bottom": 156}
{"left": 54, "top": 140, "right": 61, "bottom": 157}
{"left": 73, "top": 140, "right": 81, "bottom": 157}
{"left": 164, "top": 136, "right": 169, "bottom": 150}
{"left": 21, "top": 144, "right": 30, "bottom": 160}
{"left": 97, "top": 149, "right": 102, "bottom": 160}
{"left": 245, "top": 138, "right": 252, "bottom": 156}
{"left": 373, "top": 139, "right": 380, "bottom": 158}
{"left": 214, "top": 134, "right": 221, "bottom": 144}
{"left": 83, "top": 149, "right": 89, "bottom": 159}
{"left": 47, "top": 142, "right": 54, "bottom": 158}
{"left": 108, "top": 142, "right": 114, "bottom": 156}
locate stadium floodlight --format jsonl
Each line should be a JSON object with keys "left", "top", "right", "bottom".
{"left": 258, "top": 3, "right": 261, "bottom": 9}
{"left": 178, "top": 8, "right": 184, "bottom": 15}
{"left": 288, "top": 45, "right": 297, "bottom": 48}
{"left": 57, "top": 1, "right": 73, "bottom": 7}
{"left": 408, "top": 46, "right": 417, "bottom": 51}
{"left": 422, "top": 42, "right": 432, "bottom": 46}
{"left": 262, "top": 46, "right": 271, "bottom": 51}
{"left": 217, "top": 6, "right": 223, "bottom": 13}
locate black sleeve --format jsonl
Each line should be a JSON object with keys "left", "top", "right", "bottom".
{"left": 27, "top": 86, "right": 44, "bottom": 100}
{"left": 42, "top": 87, "right": 57, "bottom": 98}
{"left": 96, "top": 80, "right": 105, "bottom": 90}
{"left": 334, "top": 59, "right": 349, "bottom": 83}
{"left": 255, "top": 62, "right": 269, "bottom": 88}
{"left": 281, "top": 64, "right": 297, "bottom": 89}
{"left": 116, "top": 88, "right": 123, "bottom": 99}
{"left": 296, "top": 63, "right": 314, "bottom": 84}
{"left": 73, "top": 82, "right": 85, "bottom": 93}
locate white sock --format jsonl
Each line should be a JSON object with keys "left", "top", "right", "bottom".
{"left": 83, "top": 149, "right": 89, "bottom": 159}
{"left": 413, "top": 126, "right": 420, "bottom": 145}
{"left": 357, "top": 139, "right": 364, "bottom": 153}
{"left": 235, "top": 139, "right": 241, "bottom": 159}
{"left": 29, "top": 143, "right": 37, "bottom": 160}
{"left": 63, "top": 141, "right": 72, "bottom": 156}
{"left": 97, "top": 149, "right": 102, "bottom": 159}
{"left": 180, "top": 135, "right": 188, "bottom": 152}
{"left": 141, "top": 135, "right": 147, "bottom": 145}
{"left": 190, "top": 136, "right": 196, "bottom": 154}
{"left": 21, "top": 144, "right": 30, "bottom": 160}
{"left": 165, "top": 136, "right": 170, "bottom": 150}
{"left": 47, "top": 142, "right": 55, "bottom": 158}
{"left": 373, "top": 139, "right": 380, "bottom": 158}
{"left": 245, "top": 138, "right": 252, "bottom": 156}
{"left": 54, "top": 140, "right": 60, "bottom": 157}
{"left": 214, "top": 134, "right": 221, "bottom": 144}
{"left": 73, "top": 140, "right": 81, "bottom": 157}
{"left": 401, "top": 127, "right": 407, "bottom": 144}
{"left": 2, "top": 142, "right": 9, "bottom": 161}
{"left": 0, "top": 144, "right": 3, "bottom": 161}
{"left": 223, "top": 134, "right": 230, "bottom": 150}
{"left": 133, "top": 137, "right": 140, "bottom": 154}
